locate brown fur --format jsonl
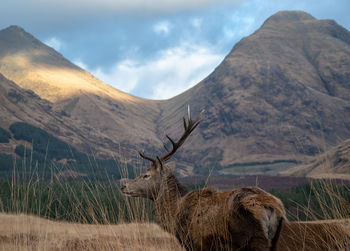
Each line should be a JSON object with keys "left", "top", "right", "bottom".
{"left": 123, "top": 169, "right": 286, "bottom": 251}
{"left": 172, "top": 185, "right": 285, "bottom": 251}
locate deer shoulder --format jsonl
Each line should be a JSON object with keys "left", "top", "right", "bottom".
{"left": 174, "top": 186, "right": 285, "bottom": 250}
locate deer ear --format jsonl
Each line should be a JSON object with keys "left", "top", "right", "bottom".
{"left": 163, "top": 160, "right": 176, "bottom": 173}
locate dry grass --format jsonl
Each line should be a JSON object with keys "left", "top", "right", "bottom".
{"left": 0, "top": 213, "right": 183, "bottom": 251}
{"left": 0, "top": 150, "right": 349, "bottom": 250}
{"left": 279, "top": 220, "right": 350, "bottom": 251}
{"left": 313, "top": 218, "right": 350, "bottom": 228}
{"left": 1, "top": 214, "right": 349, "bottom": 251}
{"left": 1, "top": 178, "right": 350, "bottom": 250}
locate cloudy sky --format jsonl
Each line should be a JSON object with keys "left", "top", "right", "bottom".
{"left": 1, "top": 0, "right": 350, "bottom": 99}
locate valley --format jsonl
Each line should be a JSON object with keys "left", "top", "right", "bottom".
{"left": 0, "top": 10, "right": 349, "bottom": 181}
{"left": 0, "top": 6, "right": 350, "bottom": 251}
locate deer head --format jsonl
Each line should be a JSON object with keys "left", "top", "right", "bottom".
{"left": 121, "top": 106, "right": 201, "bottom": 200}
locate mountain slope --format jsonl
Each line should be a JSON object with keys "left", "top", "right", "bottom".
{"left": 0, "top": 11, "right": 350, "bottom": 176}
{"left": 0, "top": 25, "right": 135, "bottom": 103}
{"left": 0, "top": 26, "right": 162, "bottom": 159}
{"left": 158, "top": 11, "right": 350, "bottom": 171}
{"left": 0, "top": 72, "right": 100, "bottom": 156}
{"left": 280, "top": 139, "right": 350, "bottom": 180}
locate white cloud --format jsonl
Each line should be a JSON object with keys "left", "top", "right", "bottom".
{"left": 8, "top": 0, "right": 242, "bottom": 14}
{"left": 154, "top": 21, "right": 171, "bottom": 35}
{"left": 191, "top": 18, "right": 202, "bottom": 28}
{"left": 222, "top": 13, "right": 257, "bottom": 42}
{"left": 92, "top": 60, "right": 140, "bottom": 93}
{"left": 73, "top": 59, "right": 88, "bottom": 70}
{"left": 44, "top": 37, "right": 62, "bottom": 51}
{"left": 89, "top": 43, "right": 223, "bottom": 100}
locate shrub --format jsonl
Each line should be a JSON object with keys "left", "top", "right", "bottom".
{"left": 0, "top": 127, "right": 11, "bottom": 143}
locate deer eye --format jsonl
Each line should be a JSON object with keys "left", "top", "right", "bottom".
{"left": 143, "top": 174, "right": 151, "bottom": 179}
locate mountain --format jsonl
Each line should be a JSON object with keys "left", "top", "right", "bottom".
{"left": 279, "top": 139, "right": 350, "bottom": 180}
{"left": 0, "top": 72, "right": 92, "bottom": 152}
{"left": 0, "top": 11, "right": 350, "bottom": 177}
{"left": 0, "top": 25, "right": 162, "bottom": 160}
{"left": 157, "top": 10, "right": 350, "bottom": 173}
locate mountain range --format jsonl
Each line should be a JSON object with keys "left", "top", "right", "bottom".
{"left": 0, "top": 10, "right": 349, "bottom": 177}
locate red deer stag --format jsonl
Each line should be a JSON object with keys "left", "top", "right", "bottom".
{"left": 121, "top": 108, "right": 286, "bottom": 251}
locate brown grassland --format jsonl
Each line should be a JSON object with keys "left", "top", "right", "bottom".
{"left": 0, "top": 213, "right": 183, "bottom": 251}
{"left": 0, "top": 213, "right": 349, "bottom": 251}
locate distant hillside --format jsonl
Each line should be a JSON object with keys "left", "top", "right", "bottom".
{"left": 0, "top": 25, "right": 161, "bottom": 160}
{"left": 0, "top": 73, "right": 130, "bottom": 179}
{"left": 158, "top": 10, "right": 350, "bottom": 173}
{"left": 0, "top": 11, "right": 350, "bottom": 177}
{"left": 280, "top": 139, "right": 350, "bottom": 180}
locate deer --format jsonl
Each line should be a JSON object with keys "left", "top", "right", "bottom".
{"left": 121, "top": 108, "right": 350, "bottom": 250}
{"left": 121, "top": 108, "right": 287, "bottom": 251}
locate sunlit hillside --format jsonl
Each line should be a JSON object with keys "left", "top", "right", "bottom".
{"left": 0, "top": 26, "right": 162, "bottom": 160}
{"left": 0, "top": 26, "right": 138, "bottom": 103}
{"left": 1, "top": 10, "right": 350, "bottom": 176}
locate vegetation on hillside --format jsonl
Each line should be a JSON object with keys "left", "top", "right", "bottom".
{"left": 0, "top": 180, "right": 153, "bottom": 224}
{"left": 0, "top": 122, "right": 134, "bottom": 180}
{"left": 270, "top": 181, "right": 350, "bottom": 221}
{"left": 10, "top": 122, "right": 82, "bottom": 161}
{"left": 0, "top": 127, "right": 11, "bottom": 143}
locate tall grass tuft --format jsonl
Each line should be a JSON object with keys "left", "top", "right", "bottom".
{"left": 270, "top": 180, "right": 350, "bottom": 221}
{"left": 0, "top": 149, "right": 184, "bottom": 250}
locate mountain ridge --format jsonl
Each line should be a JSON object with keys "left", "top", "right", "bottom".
{"left": 157, "top": 10, "right": 350, "bottom": 169}
{"left": 0, "top": 25, "right": 164, "bottom": 160}
{"left": 0, "top": 25, "right": 141, "bottom": 103}
{"left": 1, "top": 10, "right": 350, "bottom": 177}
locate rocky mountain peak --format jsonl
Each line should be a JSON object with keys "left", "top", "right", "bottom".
{"left": 2, "top": 25, "right": 26, "bottom": 33}
{"left": 263, "top": 10, "right": 316, "bottom": 25}
{"left": 0, "top": 11, "right": 350, "bottom": 177}
{"left": 0, "top": 25, "right": 43, "bottom": 54}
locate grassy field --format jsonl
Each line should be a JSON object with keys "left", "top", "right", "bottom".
{"left": 0, "top": 213, "right": 183, "bottom": 251}
{"left": 0, "top": 164, "right": 349, "bottom": 250}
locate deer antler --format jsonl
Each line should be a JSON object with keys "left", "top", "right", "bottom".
{"left": 139, "top": 105, "right": 202, "bottom": 164}
{"left": 160, "top": 106, "right": 201, "bottom": 162}
{"left": 139, "top": 151, "right": 157, "bottom": 164}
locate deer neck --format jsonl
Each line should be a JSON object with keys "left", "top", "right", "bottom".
{"left": 153, "top": 172, "right": 188, "bottom": 230}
